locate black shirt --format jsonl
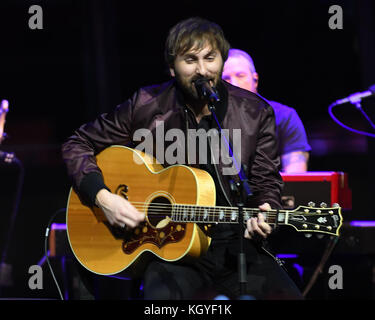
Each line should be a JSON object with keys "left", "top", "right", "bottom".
{"left": 183, "top": 82, "right": 240, "bottom": 242}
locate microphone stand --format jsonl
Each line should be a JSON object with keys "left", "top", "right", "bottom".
{"left": 352, "top": 101, "right": 375, "bottom": 130}
{"left": 207, "top": 101, "right": 253, "bottom": 298}
{"left": 328, "top": 97, "right": 375, "bottom": 138}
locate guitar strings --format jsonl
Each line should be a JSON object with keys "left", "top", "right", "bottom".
{"left": 129, "top": 201, "right": 279, "bottom": 214}
{"left": 129, "top": 201, "right": 332, "bottom": 217}
{"left": 121, "top": 202, "right": 336, "bottom": 228}
{"left": 131, "top": 208, "right": 334, "bottom": 229}
{"left": 129, "top": 200, "right": 336, "bottom": 212}
{"left": 129, "top": 202, "right": 279, "bottom": 218}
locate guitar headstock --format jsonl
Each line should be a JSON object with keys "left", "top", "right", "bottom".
{"left": 286, "top": 202, "right": 343, "bottom": 236}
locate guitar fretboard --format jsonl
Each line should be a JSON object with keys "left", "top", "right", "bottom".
{"left": 171, "top": 204, "right": 286, "bottom": 225}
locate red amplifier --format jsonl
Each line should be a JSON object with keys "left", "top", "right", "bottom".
{"left": 280, "top": 171, "right": 352, "bottom": 210}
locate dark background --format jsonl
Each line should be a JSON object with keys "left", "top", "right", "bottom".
{"left": 0, "top": 0, "right": 374, "bottom": 299}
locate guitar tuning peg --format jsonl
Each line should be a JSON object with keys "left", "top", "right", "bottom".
{"left": 308, "top": 201, "right": 315, "bottom": 207}
{"left": 320, "top": 202, "right": 327, "bottom": 208}
{"left": 304, "top": 233, "right": 312, "bottom": 238}
{"left": 332, "top": 203, "right": 340, "bottom": 208}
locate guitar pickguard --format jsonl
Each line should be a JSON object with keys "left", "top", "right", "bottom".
{"left": 122, "top": 222, "right": 187, "bottom": 254}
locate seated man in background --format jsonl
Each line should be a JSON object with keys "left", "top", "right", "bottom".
{"left": 222, "top": 49, "right": 311, "bottom": 172}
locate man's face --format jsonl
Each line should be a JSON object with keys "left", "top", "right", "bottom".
{"left": 170, "top": 44, "right": 224, "bottom": 100}
{"left": 222, "top": 55, "right": 258, "bottom": 93}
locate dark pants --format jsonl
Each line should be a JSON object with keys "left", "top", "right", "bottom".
{"left": 73, "top": 262, "right": 142, "bottom": 300}
{"left": 143, "top": 240, "right": 303, "bottom": 300}
{"left": 75, "top": 240, "right": 303, "bottom": 300}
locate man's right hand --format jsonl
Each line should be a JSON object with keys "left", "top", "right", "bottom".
{"left": 95, "top": 189, "right": 145, "bottom": 228}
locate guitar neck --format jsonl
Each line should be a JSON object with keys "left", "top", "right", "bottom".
{"left": 171, "top": 204, "right": 287, "bottom": 226}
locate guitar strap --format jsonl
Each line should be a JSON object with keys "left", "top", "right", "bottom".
{"left": 208, "top": 105, "right": 253, "bottom": 201}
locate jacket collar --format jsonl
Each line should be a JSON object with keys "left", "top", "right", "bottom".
{"left": 173, "top": 78, "right": 228, "bottom": 125}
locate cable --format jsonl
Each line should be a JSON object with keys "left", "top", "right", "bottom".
{"left": 328, "top": 102, "right": 375, "bottom": 138}
{"left": 302, "top": 236, "right": 338, "bottom": 297}
{"left": 44, "top": 208, "right": 67, "bottom": 300}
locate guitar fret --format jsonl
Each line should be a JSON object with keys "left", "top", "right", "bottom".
{"left": 180, "top": 206, "right": 183, "bottom": 222}
{"left": 174, "top": 205, "right": 178, "bottom": 222}
{"left": 211, "top": 207, "right": 216, "bottom": 224}
{"left": 190, "top": 206, "right": 195, "bottom": 221}
{"left": 179, "top": 205, "right": 184, "bottom": 222}
{"left": 183, "top": 205, "right": 188, "bottom": 221}
{"left": 209, "top": 207, "right": 214, "bottom": 223}
{"left": 171, "top": 204, "right": 176, "bottom": 221}
{"left": 182, "top": 205, "right": 186, "bottom": 222}
{"left": 173, "top": 205, "right": 176, "bottom": 222}
{"left": 244, "top": 209, "right": 250, "bottom": 221}
{"left": 223, "top": 208, "right": 229, "bottom": 223}
{"left": 199, "top": 207, "right": 204, "bottom": 222}
{"left": 179, "top": 205, "right": 183, "bottom": 222}
{"left": 284, "top": 211, "right": 289, "bottom": 225}
{"left": 219, "top": 209, "right": 225, "bottom": 222}
{"left": 262, "top": 212, "right": 268, "bottom": 221}
{"left": 231, "top": 209, "right": 237, "bottom": 222}
{"left": 203, "top": 207, "right": 209, "bottom": 222}
{"left": 174, "top": 204, "right": 180, "bottom": 222}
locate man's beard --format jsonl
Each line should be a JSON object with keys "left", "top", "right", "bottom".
{"left": 174, "top": 72, "right": 222, "bottom": 103}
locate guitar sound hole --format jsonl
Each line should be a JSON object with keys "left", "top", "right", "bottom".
{"left": 147, "top": 196, "right": 172, "bottom": 228}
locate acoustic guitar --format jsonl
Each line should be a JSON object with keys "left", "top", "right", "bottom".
{"left": 66, "top": 146, "right": 343, "bottom": 276}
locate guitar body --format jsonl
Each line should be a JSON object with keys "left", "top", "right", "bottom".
{"left": 66, "top": 146, "right": 215, "bottom": 276}
{"left": 67, "top": 146, "right": 343, "bottom": 276}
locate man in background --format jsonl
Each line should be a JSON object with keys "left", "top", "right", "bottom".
{"left": 222, "top": 49, "right": 311, "bottom": 172}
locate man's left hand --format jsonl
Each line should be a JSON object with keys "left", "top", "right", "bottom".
{"left": 244, "top": 202, "right": 273, "bottom": 240}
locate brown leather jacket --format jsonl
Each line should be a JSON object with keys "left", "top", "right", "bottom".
{"left": 62, "top": 79, "right": 283, "bottom": 210}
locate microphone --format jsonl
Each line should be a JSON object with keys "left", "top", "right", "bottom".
{"left": 193, "top": 77, "right": 220, "bottom": 103}
{"left": 333, "top": 84, "right": 375, "bottom": 106}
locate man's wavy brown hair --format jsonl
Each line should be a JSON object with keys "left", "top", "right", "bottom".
{"left": 165, "top": 17, "right": 230, "bottom": 69}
